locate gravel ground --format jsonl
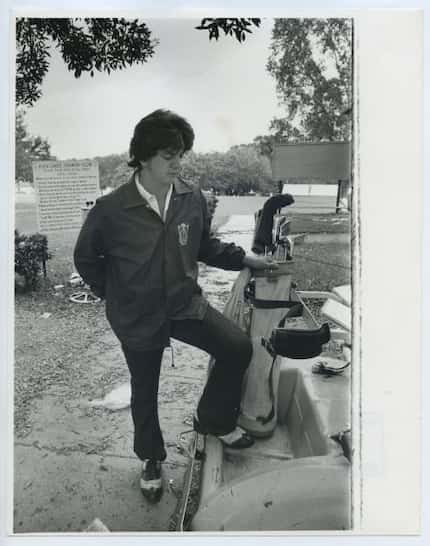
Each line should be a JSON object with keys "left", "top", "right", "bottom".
{"left": 14, "top": 287, "right": 109, "bottom": 437}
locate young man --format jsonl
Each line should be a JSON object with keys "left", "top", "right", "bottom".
{"left": 74, "top": 110, "right": 276, "bottom": 503}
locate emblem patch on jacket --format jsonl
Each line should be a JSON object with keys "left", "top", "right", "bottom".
{"left": 177, "top": 223, "right": 190, "bottom": 246}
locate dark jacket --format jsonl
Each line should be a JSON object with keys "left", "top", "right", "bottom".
{"left": 73, "top": 176, "right": 245, "bottom": 350}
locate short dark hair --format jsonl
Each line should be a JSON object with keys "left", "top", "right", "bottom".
{"left": 128, "top": 109, "right": 194, "bottom": 168}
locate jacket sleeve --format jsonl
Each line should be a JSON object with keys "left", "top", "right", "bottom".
{"left": 73, "top": 202, "right": 107, "bottom": 298}
{"left": 197, "top": 191, "right": 245, "bottom": 270}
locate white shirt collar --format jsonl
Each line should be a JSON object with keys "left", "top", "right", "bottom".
{"left": 134, "top": 172, "right": 173, "bottom": 221}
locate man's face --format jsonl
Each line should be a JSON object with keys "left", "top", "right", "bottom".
{"left": 144, "top": 149, "right": 183, "bottom": 187}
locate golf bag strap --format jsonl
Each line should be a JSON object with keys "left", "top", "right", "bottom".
{"left": 248, "top": 296, "right": 303, "bottom": 317}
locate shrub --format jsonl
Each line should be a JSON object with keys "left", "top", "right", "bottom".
{"left": 15, "top": 230, "right": 52, "bottom": 291}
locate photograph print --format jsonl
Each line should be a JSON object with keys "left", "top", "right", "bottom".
{"left": 13, "top": 16, "right": 354, "bottom": 533}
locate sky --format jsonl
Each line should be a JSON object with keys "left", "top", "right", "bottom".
{"left": 23, "top": 18, "right": 284, "bottom": 160}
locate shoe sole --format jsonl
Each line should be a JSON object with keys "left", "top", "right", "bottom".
{"left": 141, "top": 487, "right": 163, "bottom": 503}
{"left": 140, "top": 476, "right": 163, "bottom": 503}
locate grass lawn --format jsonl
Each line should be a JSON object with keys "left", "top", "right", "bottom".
{"left": 288, "top": 212, "right": 350, "bottom": 234}
{"left": 290, "top": 242, "right": 350, "bottom": 291}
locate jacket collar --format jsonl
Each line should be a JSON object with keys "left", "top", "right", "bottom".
{"left": 174, "top": 176, "right": 195, "bottom": 195}
{"left": 122, "top": 173, "right": 193, "bottom": 209}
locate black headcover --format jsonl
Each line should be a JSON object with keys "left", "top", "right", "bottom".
{"left": 252, "top": 194, "right": 294, "bottom": 254}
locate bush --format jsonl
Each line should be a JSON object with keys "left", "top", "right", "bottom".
{"left": 15, "top": 230, "right": 52, "bottom": 291}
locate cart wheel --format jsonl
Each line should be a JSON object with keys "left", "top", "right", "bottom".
{"left": 69, "top": 291, "right": 101, "bottom": 304}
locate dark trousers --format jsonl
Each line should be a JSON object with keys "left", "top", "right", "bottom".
{"left": 121, "top": 304, "right": 253, "bottom": 461}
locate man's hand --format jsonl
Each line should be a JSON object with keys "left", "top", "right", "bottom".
{"left": 242, "top": 254, "right": 279, "bottom": 271}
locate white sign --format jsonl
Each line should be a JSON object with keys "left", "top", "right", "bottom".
{"left": 32, "top": 159, "right": 100, "bottom": 232}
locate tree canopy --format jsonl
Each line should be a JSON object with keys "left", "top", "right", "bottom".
{"left": 95, "top": 144, "right": 274, "bottom": 195}
{"left": 16, "top": 17, "right": 261, "bottom": 106}
{"left": 181, "top": 145, "right": 273, "bottom": 195}
{"left": 195, "top": 18, "right": 261, "bottom": 42}
{"left": 266, "top": 18, "right": 352, "bottom": 143}
{"left": 15, "top": 109, "right": 52, "bottom": 183}
{"left": 16, "top": 18, "right": 156, "bottom": 106}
